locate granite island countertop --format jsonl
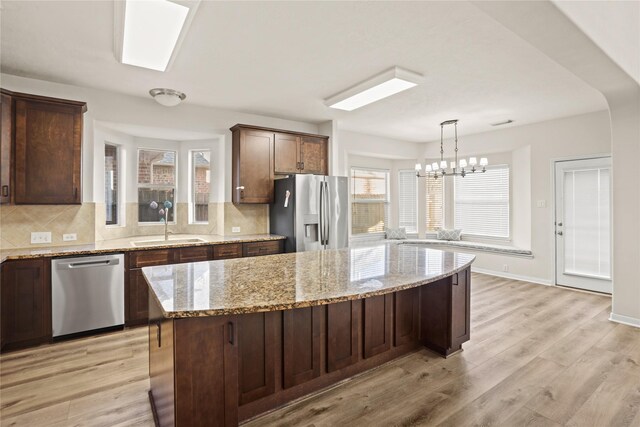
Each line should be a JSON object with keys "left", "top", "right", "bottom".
{"left": 143, "top": 243, "right": 475, "bottom": 318}
{"left": 0, "top": 234, "right": 285, "bottom": 263}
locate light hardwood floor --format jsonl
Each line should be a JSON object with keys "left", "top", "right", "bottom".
{"left": 2, "top": 273, "right": 640, "bottom": 426}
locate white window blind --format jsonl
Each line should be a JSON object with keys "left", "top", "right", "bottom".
{"left": 426, "top": 176, "right": 444, "bottom": 232}
{"left": 351, "top": 168, "right": 389, "bottom": 234}
{"left": 398, "top": 170, "right": 417, "bottom": 233}
{"left": 454, "top": 165, "right": 510, "bottom": 238}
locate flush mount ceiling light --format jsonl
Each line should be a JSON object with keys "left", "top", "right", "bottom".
{"left": 114, "top": 0, "right": 201, "bottom": 72}
{"left": 415, "top": 120, "right": 489, "bottom": 179}
{"left": 150, "top": 88, "right": 186, "bottom": 107}
{"left": 325, "top": 67, "right": 423, "bottom": 111}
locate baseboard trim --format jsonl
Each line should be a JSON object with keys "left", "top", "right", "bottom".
{"left": 609, "top": 312, "right": 640, "bottom": 328}
{"left": 470, "top": 267, "right": 553, "bottom": 286}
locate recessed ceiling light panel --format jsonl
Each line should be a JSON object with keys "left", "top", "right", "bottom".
{"left": 115, "top": 0, "right": 200, "bottom": 72}
{"left": 325, "top": 67, "right": 423, "bottom": 111}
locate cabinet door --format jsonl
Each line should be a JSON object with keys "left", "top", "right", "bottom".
{"left": 274, "top": 133, "right": 300, "bottom": 174}
{"left": 300, "top": 136, "right": 328, "bottom": 175}
{"left": 234, "top": 129, "right": 274, "bottom": 204}
{"left": 451, "top": 268, "right": 470, "bottom": 349}
{"left": 14, "top": 99, "right": 83, "bottom": 204}
{"left": 326, "top": 300, "right": 359, "bottom": 372}
{"left": 363, "top": 294, "right": 392, "bottom": 358}
{"left": 0, "top": 92, "right": 12, "bottom": 205}
{"left": 283, "top": 306, "right": 321, "bottom": 388}
{"left": 236, "top": 312, "right": 277, "bottom": 405}
{"left": 212, "top": 243, "right": 243, "bottom": 260}
{"left": 174, "top": 316, "right": 238, "bottom": 427}
{"left": 126, "top": 270, "right": 149, "bottom": 326}
{"left": 394, "top": 287, "right": 419, "bottom": 346}
{"left": 176, "top": 246, "right": 210, "bottom": 263}
{"left": 1, "top": 259, "right": 50, "bottom": 350}
{"left": 242, "top": 241, "right": 282, "bottom": 257}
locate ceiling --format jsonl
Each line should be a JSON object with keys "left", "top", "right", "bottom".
{"left": 0, "top": 1, "right": 607, "bottom": 142}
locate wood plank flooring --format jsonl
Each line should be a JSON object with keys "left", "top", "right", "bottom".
{"left": 2, "top": 273, "right": 640, "bottom": 426}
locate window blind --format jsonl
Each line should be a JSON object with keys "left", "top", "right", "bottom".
{"left": 398, "top": 170, "right": 417, "bottom": 233}
{"left": 351, "top": 168, "right": 389, "bottom": 234}
{"left": 454, "top": 165, "right": 510, "bottom": 238}
{"left": 426, "top": 176, "right": 444, "bottom": 231}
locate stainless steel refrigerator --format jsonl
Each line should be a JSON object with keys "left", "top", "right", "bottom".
{"left": 270, "top": 175, "right": 349, "bottom": 252}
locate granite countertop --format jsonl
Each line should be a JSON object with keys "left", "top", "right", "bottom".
{"left": 0, "top": 234, "right": 285, "bottom": 263}
{"left": 143, "top": 243, "right": 475, "bottom": 318}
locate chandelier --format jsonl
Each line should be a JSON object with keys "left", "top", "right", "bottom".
{"left": 415, "top": 119, "right": 488, "bottom": 179}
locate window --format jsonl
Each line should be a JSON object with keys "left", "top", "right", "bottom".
{"left": 398, "top": 170, "right": 417, "bottom": 233}
{"left": 138, "top": 149, "right": 176, "bottom": 223}
{"left": 351, "top": 168, "right": 390, "bottom": 234}
{"left": 105, "top": 144, "right": 119, "bottom": 225}
{"left": 191, "top": 150, "right": 210, "bottom": 223}
{"left": 426, "top": 176, "right": 444, "bottom": 232}
{"left": 454, "top": 165, "right": 510, "bottom": 238}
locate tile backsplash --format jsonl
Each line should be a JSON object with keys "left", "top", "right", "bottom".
{"left": 0, "top": 203, "right": 96, "bottom": 249}
{"left": 0, "top": 201, "right": 269, "bottom": 249}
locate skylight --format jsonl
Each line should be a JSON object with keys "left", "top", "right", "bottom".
{"left": 121, "top": 0, "right": 190, "bottom": 72}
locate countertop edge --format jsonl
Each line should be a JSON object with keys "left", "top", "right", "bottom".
{"left": 151, "top": 256, "right": 475, "bottom": 319}
{"left": 0, "top": 235, "right": 286, "bottom": 263}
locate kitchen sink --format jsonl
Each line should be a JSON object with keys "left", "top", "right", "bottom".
{"left": 131, "top": 238, "right": 207, "bottom": 247}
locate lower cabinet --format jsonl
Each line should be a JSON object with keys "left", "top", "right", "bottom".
{"left": 149, "top": 268, "right": 472, "bottom": 426}
{"left": 126, "top": 269, "right": 149, "bottom": 327}
{"left": 1, "top": 259, "right": 51, "bottom": 351}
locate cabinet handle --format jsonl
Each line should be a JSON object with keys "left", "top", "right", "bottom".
{"left": 156, "top": 322, "right": 162, "bottom": 347}
{"left": 301, "top": 162, "right": 304, "bottom": 170}
{"left": 74, "top": 187, "right": 78, "bottom": 199}
{"left": 2, "top": 185, "right": 8, "bottom": 198}
{"left": 228, "top": 322, "right": 234, "bottom": 345}
{"left": 452, "top": 273, "right": 459, "bottom": 286}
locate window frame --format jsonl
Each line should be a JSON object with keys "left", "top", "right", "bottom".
{"left": 453, "top": 164, "right": 511, "bottom": 241}
{"left": 189, "top": 149, "right": 211, "bottom": 225}
{"left": 104, "top": 143, "right": 123, "bottom": 227}
{"left": 398, "top": 169, "right": 418, "bottom": 234}
{"left": 137, "top": 147, "right": 178, "bottom": 225}
{"left": 350, "top": 166, "right": 391, "bottom": 236}
{"left": 425, "top": 174, "right": 445, "bottom": 234}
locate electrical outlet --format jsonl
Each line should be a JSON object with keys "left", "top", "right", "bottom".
{"left": 31, "top": 232, "right": 52, "bottom": 244}
{"left": 63, "top": 233, "right": 77, "bottom": 241}
{"left": 502, "top": 264, "right": 509, "bottom": 272}
{"left": 232, "top": 227, "right": 241, "bottom": 233}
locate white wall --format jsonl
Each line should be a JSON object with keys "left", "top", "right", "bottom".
{"left": 422, "top": 110, "right": 611, "bottom": 283}
{"left": 1, "top": 73, "right": 320, "bottom": 203}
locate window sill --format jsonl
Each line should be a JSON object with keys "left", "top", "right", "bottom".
{"left": 397, "top": 239, "right": 533, "bottom": 258}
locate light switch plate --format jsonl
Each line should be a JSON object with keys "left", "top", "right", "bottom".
{"left": 536, "top": 200, "right": 546, "bottom": 208}
{"left": 232, "top": 227, "right": 241, "bottom": 233}
{"left": 31, "top": 232, "right": 52, "bottom": 244}
{"left": 63, "top": 233, "right": 77, "bottom": 241}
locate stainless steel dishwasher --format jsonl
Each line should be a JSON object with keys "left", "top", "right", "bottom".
{"left": 51, "top": 254, "right": 125, "bottom": 337}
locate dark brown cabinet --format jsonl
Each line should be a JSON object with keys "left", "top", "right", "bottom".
{"left": 126, "top": 269, "right": 150, "bottom": 326}
{"left": 300, "top": 136, "right": 328, "bottom": 175}
{"left": 1, "top": 259, "right": 50, "bottom": 351}
{"left": 231, "top": 124, "right": 329, "bottom": 204}
{"left": 213, "top": 243, "right": 243, "bottom": 260}
{"left": 394, "top": 287, "right": 419, "bottom": 346}
{"left": 231, "top": 126, "right": 274, "bottom": 204}
{"left": 0, "top": 90, "right": 86, "bottom": 205}
{"left": 242, "top": 240, "right": 282, "bottom": 257}
{"left": 274, "top": 132, "right": 328, "bottom": 175}
{"left": 326, "top": 300, "right": 359, "bottom": 372}
{"left": 1, "top": 90, "right": 13, "bottom": 204}
{"left": 363, "top": 294, "right": 392, "bottom": 359}
{"left": 282, "top": 306, "right": 321, "bottom": 388}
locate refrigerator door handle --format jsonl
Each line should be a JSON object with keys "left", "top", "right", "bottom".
{"left": 323, "top": 181, "right": 330, "bottom": 246}
{"left": 319, "top": 181, "right": 325, "bottom": 245}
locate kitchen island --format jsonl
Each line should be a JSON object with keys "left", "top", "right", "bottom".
{"left": 144, "top": 243, "right": 474, "bottom": 426}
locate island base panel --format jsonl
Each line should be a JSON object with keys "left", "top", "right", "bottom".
{"left": 148, "top": 267, "right": 471, "bottom": 426}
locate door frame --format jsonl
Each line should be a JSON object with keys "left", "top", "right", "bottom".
{"left": 550, "top": 153, "right": 612, "bottom": 291}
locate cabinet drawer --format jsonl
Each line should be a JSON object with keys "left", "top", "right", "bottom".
{"left": 242, "top": 241, "right": 282, "bottom": 257}
{"left": 213, "top": 243, "right": 243, "bottom": 260}
{"left": 176, "top": 246, "right": 210, "bottom": 263}
{"left": 129, "top": 249, "right": 175, "bottom": 268}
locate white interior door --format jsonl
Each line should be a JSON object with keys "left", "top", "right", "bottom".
{"left": 555, "top": 157, "right": 612, "bottom": 293}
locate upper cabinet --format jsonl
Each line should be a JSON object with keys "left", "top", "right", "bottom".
{"left": 1, "top": 89, "right": 86, "bottom": 205}
{"left": 231, "top": 124, "right": 329, "bottom": 204}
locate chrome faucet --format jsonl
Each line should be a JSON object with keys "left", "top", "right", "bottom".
{"left": 164, "top": 207, "right": 172, "bottom": 241}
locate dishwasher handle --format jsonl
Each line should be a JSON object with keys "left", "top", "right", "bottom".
{"left": 56, "top": 257, "right": 121, "bottom": 270}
